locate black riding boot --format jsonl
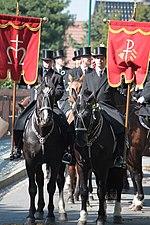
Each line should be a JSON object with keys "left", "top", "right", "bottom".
{"left": 113, "top": 133, "right": 124, "bottom": 168}
{"left": 62, "top": 124, "right": 76, "bottom": 165}
{"left": 13, "top": 130, "right": 23, "bottom": 159}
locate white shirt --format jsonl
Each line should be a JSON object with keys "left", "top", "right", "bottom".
{"left": 96, "top": 68, "right": 105, "bottom": 77}
{"left": 81, "top": 66, "right": 88, "bottom": 73}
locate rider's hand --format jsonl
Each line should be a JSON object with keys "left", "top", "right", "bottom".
{"left": 137, "top": 96, "right": 145, "bottom": 104}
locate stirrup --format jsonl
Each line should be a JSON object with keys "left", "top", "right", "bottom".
{"left": 62, "top": 152, "right": 72, "bottom": 164}
{"left": 114, "top": 156, "right": 124, "bottom": 168}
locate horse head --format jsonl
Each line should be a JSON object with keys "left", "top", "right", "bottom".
{"left": 35, "top": 75, "right": 55, "bottom": 127}
{"left": 69, "top": 79, "right": 82, "bottom": 106}
{"left": 74, "top": 90, "right": 102, "bottom": 148}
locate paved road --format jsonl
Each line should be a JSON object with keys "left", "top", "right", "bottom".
{"left": 0, "top": 159, "right": 150, "bottom": 225}
{"left": 0, "top": 136, "right": 150, "bottom": 224}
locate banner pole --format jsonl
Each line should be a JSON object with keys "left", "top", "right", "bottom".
{"left": 10, "top": 0, "right": 20, "bottom": 160}
{"left": 122, "top": 0, "right": 137, "bottom": 167}
{"left": 122, "top": 83, "right": 131, "bottom": 167}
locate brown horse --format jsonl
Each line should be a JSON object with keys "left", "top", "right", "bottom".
{"left": 65, "top": 78, "right": 94, "bottom": 204}
{"left": 115, "top": 90, "right": 150, "bottom": 211}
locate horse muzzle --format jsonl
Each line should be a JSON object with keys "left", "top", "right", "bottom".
{"left": 75, "top": 130, "right": 88, "bottom": 148}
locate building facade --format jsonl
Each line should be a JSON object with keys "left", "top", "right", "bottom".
{"left": 94, "top": 0, "right": 146, "bottom": 21}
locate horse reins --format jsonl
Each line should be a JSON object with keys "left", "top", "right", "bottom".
{"left": 32, "top": 109, "right": 54, "bottom": 154}
{"left": 75, "top": 105, "right": 103, "bottom": 171}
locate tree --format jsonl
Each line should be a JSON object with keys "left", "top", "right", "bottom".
{"left": 136, "top": 3, "right": 150, "bottom": 22}
{"left": 68, "top": 2, "right": 121, "bottom": 50}
{"left": 0, "top": 0, "right": 74, "bottom": 52}
{"left": 0, "top": 0, "right": 74, "bottom": 88}
{"left": 68, "top": 1, "right": 150, "bottom": 51}
{"left": 90, "top": 2, "right": 121, "bottom": 49}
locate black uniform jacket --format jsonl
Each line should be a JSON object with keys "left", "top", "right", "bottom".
{"left": 53, "top": 66, "right": 71, "bottom": 109}
{"left": 38, "top": 67, "right": 64, "bottom": 102}
{"left": 53, "top": 66, "right": 71, "bottom": 90}
{"left": 81, "top": 69, "right": 125, "bottom": 134}
{"left": 70, "top": 66, "right": 93, "bottom": 81}
{"left": 138, "top": 71, "right": 150, "bottom": 117}
{"left": 14, "top": 67, "right": 65, "bottom": 130}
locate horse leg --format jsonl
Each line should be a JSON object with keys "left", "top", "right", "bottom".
{"left": 129, "top": 168, "right": 144, "bottom": 211}
{"left": 25, "top": 163, "right": 37, "bottom": 225}
{"left": 113, "top": 168, "right": 124, "bottom": 224}
{"left": 77, "top": 164, "right": 89, "bottom": 225}
{"left": 57, "top": 162, "right": 67, "bottom": 221}
{"left": 74, "top": 164, "right": 80, "bottom": 201}
{"left": 45, "top": 164, "right": 60, "bottom": 225}
{"left": 113, "top": 190, "right": 122, "bottom": 224}
{"left": 128, "top": 146, "right": 144, "bottom": 211}
{"left": 34, "top": 165, "right": 45, "bottom": 220}
{"left": 95, "top": 170, "right": 108, "bottom": 225}
{"left": 122, "top": 169, "right": 130, "bottom": 193}
{"left": 88, "top": 170, "right": 94, "bottom": 202}
{"left": 68, "top": 164, "right": 76, "bottom": 203}
{"left": 45, "top": 163, "right": 50, "bottom": 179}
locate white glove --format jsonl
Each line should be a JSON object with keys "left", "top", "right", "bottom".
{"left": 137, "top": 96, "right": 145, "bottom": 104}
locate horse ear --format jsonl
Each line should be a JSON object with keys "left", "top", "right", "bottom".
{"left": 68, "top": 74, "right": 73, "bottom": 82}
{"left": 71, "top": 88, "right": 78, "bottom": 101}
{"left": 94, "top": 88, "right": 99, "bottom": 99}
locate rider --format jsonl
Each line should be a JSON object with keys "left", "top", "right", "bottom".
{"left": 69, "top": 46, "right": 93, "bottom": 81}
{"left": 80, "top": 45, "right": 125, "bottom": 168}
{"left": 132, "top": 63, "right": 150, "bottom": 126}
{"left": 13, "top": 49, "right": 71, "bottom": 163}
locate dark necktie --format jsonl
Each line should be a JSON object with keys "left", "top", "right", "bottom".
{"left": 99, "top": 70, "right": 103, "bottom": 78}
{"left": 43, "top": 68, "right": 48, "bottom": 76}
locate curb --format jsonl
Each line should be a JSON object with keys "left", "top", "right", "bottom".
{"left": 0, "top": 163, "right": 26, "bottom": 189}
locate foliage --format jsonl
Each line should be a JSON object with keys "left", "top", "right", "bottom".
{"left": 90, "top": 2, "right": 150, "bottom": 48}
{"left": 136, "top": 3, "right": 150, "bottom": 22}
{"left": 68, "top": 1, "right": 150, "bottom": 51}
{"left": 0, "top": 78, "right": 13, "bottom": 89}
{"left": 0, "top": 0, "right": 74, "bottom": 89}
{"left": 68, "top": 2, "right": 121, "bottom": 51}
{"left": 0, "top": 0, "right": 74, "bottom": 51}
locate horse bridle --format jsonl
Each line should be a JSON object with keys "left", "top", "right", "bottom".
{"left": 75, "top": 102, "right": 103, "bottom": 171}
{"left": 32, "top": 88, "right": 54, "bottom": 153}
{"left": 75, "top": 102, "right": 103, "bottom": 147}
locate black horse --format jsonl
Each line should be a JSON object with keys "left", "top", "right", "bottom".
{"left": 73, "top": 90, "right": 124, "bottom": 225}
{"left": 23, "top": 77, "right": 67, "bottom": 225}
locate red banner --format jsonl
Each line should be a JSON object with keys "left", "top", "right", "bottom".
{"left": 107, "top": 20, "right": 150, "bottom": 87}
{"left": 0, "top": 14, "right": 42, "bottom": 84}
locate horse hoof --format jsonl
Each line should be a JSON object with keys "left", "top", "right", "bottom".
{"left": 34, "top": 211, "right": 44, "bottom": 220}
{"left": 58, "top": 212, "right": 67, "bottom": 221}
{"left": 77, "top": 221, "right": 87, "bottom": 225}
{"left": 96, "top": 219, "right": 105, "bottom": 225}
{"left": 131, "top": 205, "right": 142, "bottom": 211}
{"left": 45, "top": 217, "right": 55, "bottom": 225}
{"left": 96, "top": 215, "right": 107, "bottom": 225}
{"left": 24, "top": 218, "right": 35, "bottom": 225}
{"left": 68, "top": 196, "right": 74, "bottom": 204}
{"left": 89, "top": 194, "right": 94, "bottom": 201}
{"left": 9, "top": 153, "right": 14, "bottom": 160}
{"left": 113, "top": 216, "right": 122, "bottom": 224}
{"left": 74, "top": 195, "right": 80, "bottom": 201}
